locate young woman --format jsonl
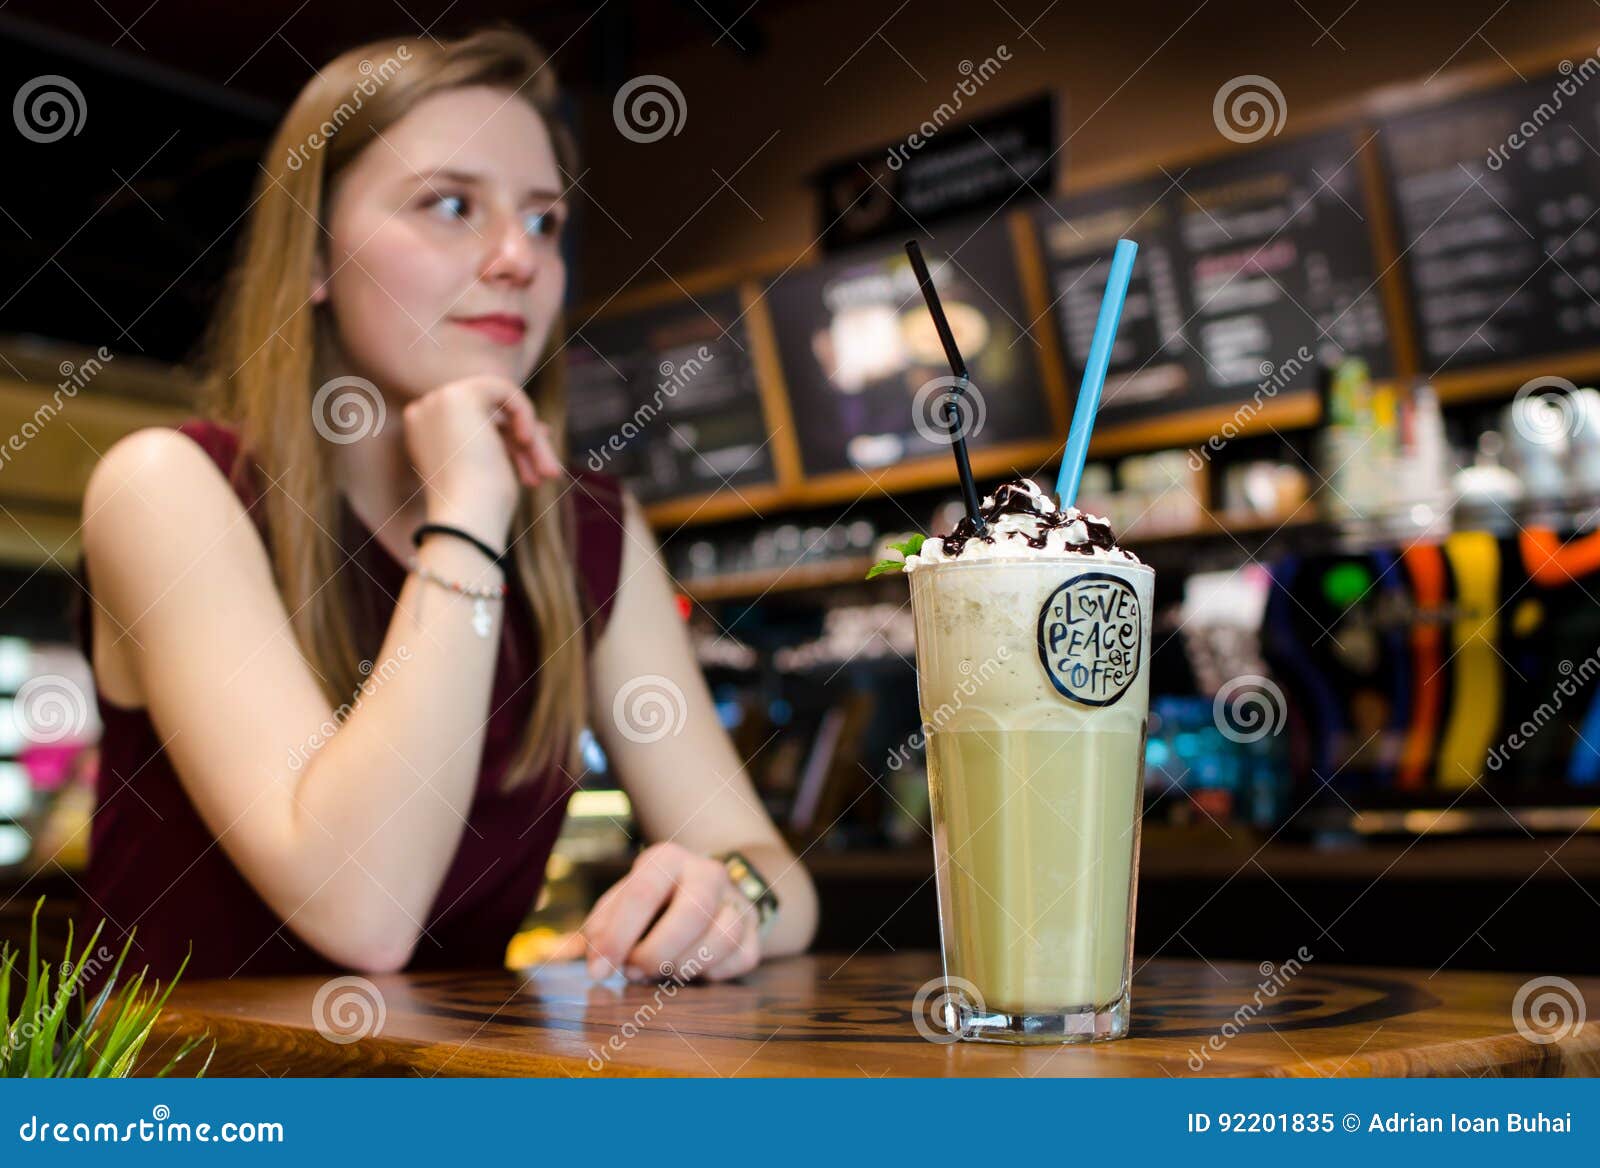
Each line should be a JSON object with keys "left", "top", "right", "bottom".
{"left": 77, "top": 28, "right": 816, "bottom": 985}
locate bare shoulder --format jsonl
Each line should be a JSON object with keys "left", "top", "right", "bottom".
{"left": 84, "top": 426, "right": 229, "bottom": 515}
{"left": 83, "top": 427, "right": 270, "bottom": 617}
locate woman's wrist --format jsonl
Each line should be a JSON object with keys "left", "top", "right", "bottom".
{"left": 423, "top": 498, "right": 513, "bottom": 551}
{"left": 412, "top": 528, "right": 506, "bottom": 590}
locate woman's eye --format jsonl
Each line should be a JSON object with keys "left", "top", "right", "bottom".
{"left": 426, "top": 194, "right": 470, "bottom": 222}
{"left": 524, "top": 209, "right": 563, "bottom": 238}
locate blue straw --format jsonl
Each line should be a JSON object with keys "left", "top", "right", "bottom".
{"left": 1054, "top": 238, "right": 1138, "bottom": 507}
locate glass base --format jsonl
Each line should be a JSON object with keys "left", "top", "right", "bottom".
{"left": 954, "top": 992, "right": 1130, "bottom": 1045}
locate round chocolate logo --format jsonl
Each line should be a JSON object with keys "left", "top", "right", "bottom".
{"left": 1037, "top": 572, "right": 1143, "bottom": 706}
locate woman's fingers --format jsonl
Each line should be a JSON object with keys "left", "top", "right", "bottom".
{"left": 705, "top": 903, "right": 761, "bottom": 982}
{"left": 529, "top": 420, "right": 562, "bottom": 478}
{"left": 622, "top": 862, "right": 728, "bottom": 979}
{"left": 580, "top": 848, "right": 682, "bottom": 978}
{"left": 673, "top": 895, "right": 756, "bottom": 983}
{"left": 476, "top": 377, "right": 560, "bottom": 486}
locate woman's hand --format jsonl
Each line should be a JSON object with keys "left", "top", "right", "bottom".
{"left": 572, "top": 842, "right": 762, "bottom": 983}
{"left": 402, "top": 374, "right": 563, "bottom": 538}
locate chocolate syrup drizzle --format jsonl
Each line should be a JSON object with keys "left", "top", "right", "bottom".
{"left": 940, "top": 480, "right": 1118, "bottom": 558}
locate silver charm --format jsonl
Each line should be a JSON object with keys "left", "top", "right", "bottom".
{"left": 472, "top": 597, "right": 493, "bottom": 638}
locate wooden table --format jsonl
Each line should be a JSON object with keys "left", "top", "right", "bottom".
{"left": 145, "top": 952, "right": 1600, "bottom": 1077}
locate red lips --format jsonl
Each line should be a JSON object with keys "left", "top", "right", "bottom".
{"left": 451, "top": 314, "right": 528, "bottom": 345}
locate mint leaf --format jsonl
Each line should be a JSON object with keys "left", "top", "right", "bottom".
{"left": 865, "top": 533, "right": 926, "bottom": 578}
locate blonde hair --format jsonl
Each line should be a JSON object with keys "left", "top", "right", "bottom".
{"left": 202, "top": 28, "right": 589, "bottom": 789}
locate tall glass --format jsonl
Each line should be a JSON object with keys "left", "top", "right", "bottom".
{"left": 908, "top": 556, "right": 1154, "bottom": 1043}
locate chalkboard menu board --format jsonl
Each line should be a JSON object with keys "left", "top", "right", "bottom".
{"left": 1377, "top": 73, "right": 1600, "bottom": 373}
{"left": 565, "top": 289, "right": 775, "bottom": 504}
{"left": 762, "top": 216, "right": 1055, "bottom": 477}
{"left": 1032, "top": 129, "right": 1393, "bottom": 427}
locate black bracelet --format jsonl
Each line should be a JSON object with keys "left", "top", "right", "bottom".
{"left": 411, "top": 523, "right": 510, "bottom": 571}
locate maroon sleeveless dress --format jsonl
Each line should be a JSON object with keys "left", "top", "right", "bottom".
{"left": 76, "top": 419, "right": 626, "bottom": 983}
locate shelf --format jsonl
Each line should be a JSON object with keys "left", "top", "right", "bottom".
{"left": 1126, "top": 507, "right": 1321, "bottom": 547}
{"left": 675, "top": 511, "right": 1323, "bottom": 602}
{"left": 677, "top": 554, "right": 882, "bottom": 602}
{"left": 572, "top": 827, "right": 1600, "bottom": 887}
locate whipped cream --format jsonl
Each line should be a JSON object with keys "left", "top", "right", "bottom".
{"left": 904, "top": 477, "right": 1141, "bottom": 568}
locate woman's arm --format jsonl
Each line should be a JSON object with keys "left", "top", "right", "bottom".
{"left": 581, "top": 491, "right": 819, "bottom": 980}
{"left": 83, "top": 379, "right": 555, "bottom": 973}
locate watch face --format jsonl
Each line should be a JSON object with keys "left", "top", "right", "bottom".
{"left": 722, "top": 852, "right": 778, "bottom": 922}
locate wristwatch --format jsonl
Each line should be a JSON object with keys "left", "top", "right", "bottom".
{"left": 718, "top": 851, "right": 780, "bottom": 937}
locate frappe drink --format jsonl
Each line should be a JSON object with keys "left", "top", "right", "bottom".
{"left": 905, "top": 479, "right": 1152, "bottom": 1043}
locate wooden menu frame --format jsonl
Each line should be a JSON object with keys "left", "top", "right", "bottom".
{"left": 588, "top": 31, "right": 1600, "bottom": 529}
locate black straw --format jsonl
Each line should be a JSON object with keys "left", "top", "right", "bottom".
{"left": 904, "top": 240, "right": 985, "bottom": 534}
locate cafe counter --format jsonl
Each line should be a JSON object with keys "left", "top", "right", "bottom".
{"left": 142, "top": 952, "right": 1600, "bottom": 1077}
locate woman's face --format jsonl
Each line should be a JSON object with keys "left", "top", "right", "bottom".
{"left": 317, "top": 85, "right": 568, "bottom": 399}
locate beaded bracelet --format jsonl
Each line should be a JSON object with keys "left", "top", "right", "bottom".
{"left": 407, "top": 558, "right": 508, "bottom": 638}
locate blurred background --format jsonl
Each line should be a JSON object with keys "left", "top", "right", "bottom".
{"left": 3, "top": 0, "right": 1600, "bottom": 974}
